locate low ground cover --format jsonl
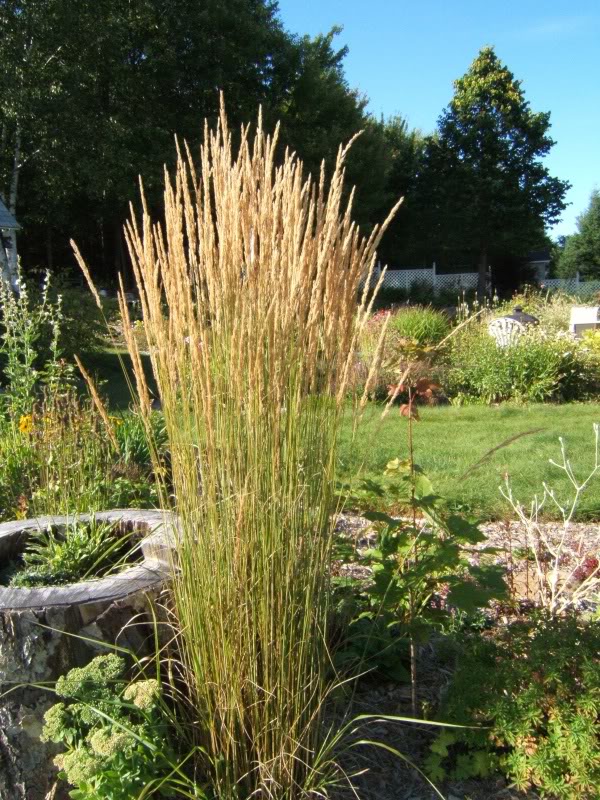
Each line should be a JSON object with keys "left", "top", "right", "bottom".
{"left": 338, "top": 402, "right": 600, "bottom": 520}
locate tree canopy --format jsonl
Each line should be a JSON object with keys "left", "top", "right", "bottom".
{"left": 557, "top": 191, "right": 600, "bottom": 279}
{"left": 0, "top": 10, "right": 570, "bottom": 293}
{"left": 0, "top": 1, "right": 383, "bottom": 279}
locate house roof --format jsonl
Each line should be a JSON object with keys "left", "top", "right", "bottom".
{"left": 527, "top": 248, "right": 550, "bottom": 262}
{"left": 0, "top": 198, "right": 20, "bottom": 230}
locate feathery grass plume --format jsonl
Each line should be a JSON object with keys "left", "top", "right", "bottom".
{"left": 93, "top": 97, "right": 400, "bottom": 798}
{"left": 74, "top": 355, "right": 119, "bottom": 452}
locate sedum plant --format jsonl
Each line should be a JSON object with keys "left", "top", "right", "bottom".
{"left": 42, "top": 654, "right": 205, "bottom": 800}
{"left": 76, "top": 101, "right": 400, "bottom": 798}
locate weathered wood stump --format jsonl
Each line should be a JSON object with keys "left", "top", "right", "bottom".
{"left": 0, "top": 509, "right": 175, "bottom": 800}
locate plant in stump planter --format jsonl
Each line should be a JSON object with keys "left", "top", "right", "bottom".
{"left": 0, "top": 510, "right": 175, "bottom": 800}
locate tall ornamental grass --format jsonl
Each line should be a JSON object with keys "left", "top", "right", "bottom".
{"left": 77, "top": 103, "right": 400, "bottom": 798}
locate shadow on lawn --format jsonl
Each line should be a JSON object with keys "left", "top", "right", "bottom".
{"left": 80, "top": 349, "right": 157, "bottom": 410}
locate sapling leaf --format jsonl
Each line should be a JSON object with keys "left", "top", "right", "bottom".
{"left": 413, "top": 473, "right": 434, "bottom": 499}
{"left": 445, "top": 514, "right": 486, "bottom": 544}
{"left": 363, "top": 510, "right": 401, "bottom": 527}
{"left": 383, "top": 661, "right": 411, "bottom": 683}
{"left": 447, "top": 581, "right": 498, "bottom": 613}
{"left": 359, "top": 478, "right": 387, "bottom": 497}
{"left": 469, "top": 564, "right": 508, "bottom": 595}
{"left": 385, "top": 457, "right": 412, "bottom": 474}
{"left": 415, "top": 493, "right": 445, "bottom": 510}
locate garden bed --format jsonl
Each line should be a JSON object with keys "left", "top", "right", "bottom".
{"left": 331, "top": 511, "right": 599, "bottom": 800}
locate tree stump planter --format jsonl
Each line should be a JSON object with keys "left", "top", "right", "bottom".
{"left": 0, "top": 509, "right": 176, "bottom": 800}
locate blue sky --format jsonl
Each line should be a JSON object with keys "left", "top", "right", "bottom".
{"left": 277, "top": 0, "right": 600, "bottom": 239}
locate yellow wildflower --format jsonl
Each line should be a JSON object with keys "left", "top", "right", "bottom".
{"left": 18, "top": 414, "right": 34, "bottom": 434}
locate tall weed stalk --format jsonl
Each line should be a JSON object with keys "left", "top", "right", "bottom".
{"left": 77, "top": 102, "right": 400, "bottom": 798}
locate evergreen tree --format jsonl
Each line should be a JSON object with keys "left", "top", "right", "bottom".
{"left": 420, "top": 47, "right": 569, "bottom": 293}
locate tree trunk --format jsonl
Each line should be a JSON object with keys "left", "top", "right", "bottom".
{"left": 3, "top": 125, "right": 22, "bottom": 287}
{"left": 46, "top": 227, "right": 53, "bottom": 271}
{"left": 477, "top": 246, "right": 488, "bottom": 298}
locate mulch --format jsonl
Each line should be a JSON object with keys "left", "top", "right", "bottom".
{"left": 328, "top": 511, "right": 599, "bottom": 800}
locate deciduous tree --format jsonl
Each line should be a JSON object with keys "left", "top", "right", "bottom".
{"left": 557, "top": 190, "right": 600, "bottom": 279}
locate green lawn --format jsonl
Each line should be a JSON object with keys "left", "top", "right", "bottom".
{"left": 79, "top": 349, "right": 157, "bottom": 410}
{"left": 338, "top": 402, "right": 600, "bottom": 520}
{"left": 86, "top": 349, "right": 600, "bottom": 521}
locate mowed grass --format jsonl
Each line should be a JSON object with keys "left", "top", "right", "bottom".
{"left": 81, "top": 349, "right": 157, "bottom": 410}
{"left": 338, "top": 402, "right": 600, "bottom": 520}
{"left": 89, "top": 350, "right": 600, "bottom": 521}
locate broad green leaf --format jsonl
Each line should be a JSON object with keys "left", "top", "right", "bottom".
{"left": 363, "top": 510, "right": 402, "bottom": 527}
{"left": 445, "top": 514, "right": 486, "bottom": 544}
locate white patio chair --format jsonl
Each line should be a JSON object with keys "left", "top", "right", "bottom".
{"left": 487, "top": 316, "right": 525, "bottom": 347}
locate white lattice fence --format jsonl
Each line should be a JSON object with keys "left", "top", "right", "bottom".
{"left": 373, "top": 265, "right": 479, "bottom": 294}
{"left": 543, "top": 278, "right": 600, "bottom": 297}
{"left": 434, "top": 272, "right": 478, "bottom": 291}
{"left": 367, "top": 264, "right": 600, "bottom": 297}
{"left": 378, "top": 268, "right": 434, "bottom": 290}
{"left": 543, "top": 278, "right": 578, "bottom": 291}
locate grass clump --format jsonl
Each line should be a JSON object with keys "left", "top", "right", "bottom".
{"left": 388, "top": 305, "right": 450, "bottom": 345}
{"left": 77, "top": 101, "right": 400, "bottom": 798}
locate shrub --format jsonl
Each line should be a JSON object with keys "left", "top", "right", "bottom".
{"left": 446, "top": 324, "right": 598, "bottom": 403}
{"left": 427, "top": 614, "right": 600, "bottom": 799}
{"left": 369, "top": 286, "right": 409, "bottom": 310}
{"left": 47, "top": 281, "right": 112, "bottom": 357}
{"left": 582, "top": 328, "right": 600, "bottom": 357}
